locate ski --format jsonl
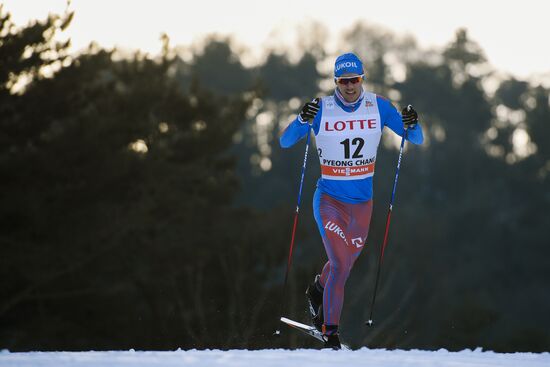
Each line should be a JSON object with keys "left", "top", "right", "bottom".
{"left": 280, "top": 317, "right": 350, "bottom": 350}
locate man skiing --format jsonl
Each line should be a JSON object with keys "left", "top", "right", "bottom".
{"left": 279, "top": 52, "right": 424, "bottom": 349}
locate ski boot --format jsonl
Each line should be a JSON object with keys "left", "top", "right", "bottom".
{"left": 322, "top": 325, "right": 341, "bottom": 350}
{"left": 305, "top": 274, "right": 324, "bottom": 332}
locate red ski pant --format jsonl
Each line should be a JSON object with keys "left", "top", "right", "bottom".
{"left": 313, "top": 189, "right": 373, "bottom": 327}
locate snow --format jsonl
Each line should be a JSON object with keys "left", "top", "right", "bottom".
{"left": 1, "top": 348, "right": 549, "bottom": 367}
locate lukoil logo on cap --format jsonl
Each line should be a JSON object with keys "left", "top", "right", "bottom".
{"left": 334, "top": 53, "right": 363, "bottom": 77}
{"left": 335, "top": 61, "right": 358, "bottom": 72}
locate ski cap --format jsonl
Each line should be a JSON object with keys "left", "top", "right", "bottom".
{"left": 334, "top": 53, "right": 363, "bottom": 77}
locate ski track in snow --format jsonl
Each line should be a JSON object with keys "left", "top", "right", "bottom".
{"left": 1, "top": 348, "right": 549, "bottom": 367}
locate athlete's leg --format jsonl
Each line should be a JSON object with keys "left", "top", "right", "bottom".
{"left": 313, "top": 190, "right": 373, "bottom": 328}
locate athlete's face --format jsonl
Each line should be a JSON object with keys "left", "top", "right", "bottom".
{"left": 335, "top": 73, "right": 363, "bottom": 103}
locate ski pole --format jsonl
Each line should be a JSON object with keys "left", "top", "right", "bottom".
{"left": 275, "top": 123, "right": 313, "bottom": 335}
{"left": 366, "top": 110, "right": 411, "bottom": 326}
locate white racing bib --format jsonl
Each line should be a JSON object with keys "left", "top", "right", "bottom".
{"left": 315, "top": 93, "right": 382, "bottom": 180}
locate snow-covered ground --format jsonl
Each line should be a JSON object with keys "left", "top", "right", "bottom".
{"left": 1, "top": 348, "right": 549, "bottom": 367}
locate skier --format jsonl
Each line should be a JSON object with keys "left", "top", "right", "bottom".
{"left": 279, "top": 52, "right": 424, "bottom": 349}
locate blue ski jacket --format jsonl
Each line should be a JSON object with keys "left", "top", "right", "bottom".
{"left": 279, "top": 91, "right": 424, "bottom": 203}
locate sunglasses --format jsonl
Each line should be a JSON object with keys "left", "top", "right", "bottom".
{"left": 335, "top": 74, "right": 364, "bottom": 85}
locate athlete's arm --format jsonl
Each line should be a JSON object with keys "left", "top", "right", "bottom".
{"left": 377, "top": 96, "right": 424, "bottom": 145}
{"left": 279, "top": 100, "right": 323, "bottom": 148}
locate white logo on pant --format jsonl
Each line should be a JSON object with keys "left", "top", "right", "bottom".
{"left": 351, "top": 237, "right": 364, "bottom": 248}
{"left": 324, "top": 221, "right": 348, "bottom": 245}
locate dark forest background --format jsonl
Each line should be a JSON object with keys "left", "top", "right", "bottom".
{"left": 1, "top": 5, "right": 549, "bottom": 352}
